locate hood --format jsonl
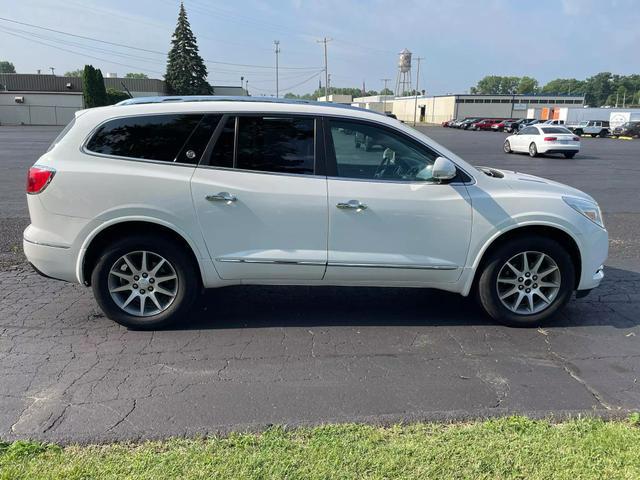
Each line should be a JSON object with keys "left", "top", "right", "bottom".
{"left": 478, "top": 167, "right": 597, "bottom": 203}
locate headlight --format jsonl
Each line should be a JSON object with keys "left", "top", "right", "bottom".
{"left": 563, "top": 196, "right": 604, "bottom": 228}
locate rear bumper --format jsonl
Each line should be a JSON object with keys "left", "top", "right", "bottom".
{"left": 23, "top": 231, "right": 78, "bottom": 283}
{"left": 538, "top": 144, "right": 580, "bottom": 154}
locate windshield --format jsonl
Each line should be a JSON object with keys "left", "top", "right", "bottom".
{"left": 579, "top": 121, "right": 589, "bottom": 126}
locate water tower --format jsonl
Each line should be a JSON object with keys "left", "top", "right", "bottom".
{"left": 395, "top": 48, "right": 412, "bottom": 96}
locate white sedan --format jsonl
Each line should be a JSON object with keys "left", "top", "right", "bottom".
{"left": 504, "top": 125, "right": 580, "bottom": 158}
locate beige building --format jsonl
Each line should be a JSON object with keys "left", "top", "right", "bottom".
{"left": 389, "top": 94, "right": 585, "bottom": 124}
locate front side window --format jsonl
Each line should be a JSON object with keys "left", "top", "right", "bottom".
{"left": 86, "top": 114, "right": 208, "bottom": 163}
{"left": 235, "top": 116, "right": 315, "bottom": 174}
{"left": 328, "top": 119, "right": 438, "bottom": 182}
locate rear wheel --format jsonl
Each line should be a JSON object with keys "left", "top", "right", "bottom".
{"left": 91, "top": 235, "right": 199, "bottom": 330}
{"left": 574, "top": 129, "right": 583, "bottom": 136}
{"left": 476, "top": 236, "right": 575, "bottom": 326}
{"left": 599, "top": 130, "right": 608, "bottom": 138}
{"left": 528, "top": 142, "right": 538, "bottom": 157}
{"left": 503, "top": 140, "right": 512, "bottom": 153}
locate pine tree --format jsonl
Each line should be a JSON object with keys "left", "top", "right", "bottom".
{"left": 82, "top": 65, "right": 108, "bottom": 108}
{"left": 165, "top": 3, "right": 211, "bottom": 95}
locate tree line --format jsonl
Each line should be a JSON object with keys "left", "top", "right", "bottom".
{"left": 470, "top": 73, "right": 640, "bottom": 107}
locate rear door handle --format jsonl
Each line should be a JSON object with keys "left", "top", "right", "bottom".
{"left": 336, "top": 200, "right": 367, "bottom": 210}
{"left": 206, "top": 192, "right": 237, "bottom": 203}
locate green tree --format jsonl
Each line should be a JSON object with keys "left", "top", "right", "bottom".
{"left": 124, "top": 72, "right": 148, "bottom": 79}
{"left": 472, "top": 76, "right": 521, "bottom": 94}
{"left": 541, "top": 78, "right": 585, "bottom": 96}
{"left": 64, "top": 69, "right": 83, "bottom": 77}
{"left": 0, "top": 60, "right": 16, "bottom": 73}
{"left": 380, "top": 88, "right": 393, "bottom": 95}
{"left": 105, "top": 88, "right": 130, "bottom": 104}
{"left": 82, "top": 65, "right": 108, "bottom": 108}
{"left": 517, "top": 76, "right": 539, "bottom": 94}
{"left": 165, "top": 3, "right": 211, "bottom": 95}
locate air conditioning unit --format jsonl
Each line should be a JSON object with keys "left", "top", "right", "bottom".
{"left": 14, "top": 96, "right": 24, "bottom": 104}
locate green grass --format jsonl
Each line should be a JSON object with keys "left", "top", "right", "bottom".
{"left": 2, "top": 416, "right": 640, "bottom": 479}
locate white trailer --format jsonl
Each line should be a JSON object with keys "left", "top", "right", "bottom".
{"left": 609, "top": 111, "right": 640, "bottom": 129}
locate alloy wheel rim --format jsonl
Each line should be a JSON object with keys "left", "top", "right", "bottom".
{"left": 108, "top": 250, "right": 178, "bottom": 317}
{"left": 504, "top": 141, "right": 510, "bottom": 152}
{"left": 496, "top": 251, "right": 561, "bottom": 315}
{"left": 530, "top": 144, "right": 536, "bottom": 155}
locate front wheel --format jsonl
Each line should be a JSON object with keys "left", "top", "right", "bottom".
{"left": 91, "top": 235, "right": 200, "bottom": 330}
{"left": 476, "top": 236, "right": 575, "bottom": 326}
{"left": 503, "top": 140, "right": 512, "bottom": 153}
{"left": 528, "top": 142, "right": 538, "bottom": 157}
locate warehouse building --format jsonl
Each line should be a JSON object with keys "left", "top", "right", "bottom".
{"left": 390, "top": 93, "right": 585, "bottom": 123}
{"left": 0, "top": 73, "right": 247, "bottom": 125}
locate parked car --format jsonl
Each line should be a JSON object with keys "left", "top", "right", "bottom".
{"left": 571, "top": 120, "right": 610, "bottom": 138}
{"left": 542, "top": 119, "right": 566, "bottom": 126}
{"left": 610, "top": 121, "right": 640, "bottom": 138}
{"left": 504, "top": 125, "right": 580, "bottom": 158}
{"left": 442, "top": 119, "right": 456, "bottom": 127}
{"left": 25, "top": 96, "right": 607, "bottom": 329}
{"left": 491, "top": 119, "right": 517, "bottom": 132}
{"left": 471, "top": 119, "right": 505, "bottom": 131}
{"left": 518, "top": 119, "right": 543, "bottom": 130}
{"left": 459, "top": 118, "right": 482, "bottom": 130}
{"left": 504, "top": 119, "right": 528, "bottom": 133}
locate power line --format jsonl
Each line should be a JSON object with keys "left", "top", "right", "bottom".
{"left": 0, "top": 16, "right": 322, "bottom": 71}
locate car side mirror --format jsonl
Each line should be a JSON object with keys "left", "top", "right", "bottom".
{"left": 432, "top": 157, "right": 457, "bottom": 181}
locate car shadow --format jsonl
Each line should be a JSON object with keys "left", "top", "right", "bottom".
{"left": 166, "top": 266, "right": 639, "bottom": 331}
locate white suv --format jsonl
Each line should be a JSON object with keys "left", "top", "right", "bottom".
{"left": 24, "top": 97, "right": 607, "bottom": 329}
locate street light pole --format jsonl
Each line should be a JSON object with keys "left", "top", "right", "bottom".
{"left": 274, "top": 40, "right": 280, "bottom": 98}
{"left": 413, "top": 57, "right": 423, "bottom": 126}
{"left": 381, "top": 78, "right": 391, "bottom": 112}
{"left": 317, "top": 37, "right": 332, "bottom": 100}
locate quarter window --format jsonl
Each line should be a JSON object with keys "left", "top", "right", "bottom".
{"left": 86, "top": 114, "right": 209, "bottom": 163}
{"left": 328, "top": 119, "right": 439, "bottom": 182}
{"left": 235, "top": 116, "right": 315, "bottom": 174}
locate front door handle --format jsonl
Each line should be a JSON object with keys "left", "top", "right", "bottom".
{"left": 337, "top": 200, "right": 367, "bottom": 210}
{"left": 206, "top": 192, "right": 237, "bottom": 203}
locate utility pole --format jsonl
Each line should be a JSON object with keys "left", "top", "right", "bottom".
{"left": 274, "top": 40, "right": 280, "bottom": 98}
{"left": 245, "top": 79, "right": 249, "bottom": 96}
{"left": 49, "top": 67, "right": 55, "bottom": 75}
{"left": 413, "top": 57, "right": 423, "bottom": 126}
{"left": 622, "top": 91, "right": 626, "bottom": 108}
{"left": 381, "top": 78, "right": 391, "bottom": 112}
{"left": 317, "top": 37, "right": 332, "bottom": 100}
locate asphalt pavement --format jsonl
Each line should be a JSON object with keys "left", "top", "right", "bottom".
{"left": 1, "top": 125, "right": 639, "bottom": 443}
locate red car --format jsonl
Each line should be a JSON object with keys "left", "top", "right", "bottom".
{"left": 471, "top": 118, "right": 505, "bottom": 131}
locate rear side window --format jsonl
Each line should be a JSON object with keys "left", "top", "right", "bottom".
{"left": 86, "top": 114, "right": 210, "bottom": 163}
{"left": 236, "top": 116, "right": 314, "bottom": 174}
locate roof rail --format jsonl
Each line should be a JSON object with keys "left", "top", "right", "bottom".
{"left": 115, "top": 95, "right": 374, "bottom": 114}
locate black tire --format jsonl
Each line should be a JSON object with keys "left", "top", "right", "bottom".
{"left": 564, "top": 152, "right": 576, "bottom": 159}
{"left": 476, "top": 236, "right": 575, "bottom": 327}
{"left": 91, "top": 235, "right": 200, "bottom": 330}
{"left": 528, "top": 142, "right": 538, "bottom": 157}
{"left": 574, "top": 129, "right": 583, "bottom": 136}
{"left": 503, "top": 140, "right": 512, "bottom": 153}
{"left": 599, "top": 130, "right": 608, "bottom": 138}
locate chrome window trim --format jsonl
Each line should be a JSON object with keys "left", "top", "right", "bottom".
{"left": 197, "top": 164, "right": 322, "bottom": 180}
{"left": 78, "top": 109, "right": 475, "bottom": 184}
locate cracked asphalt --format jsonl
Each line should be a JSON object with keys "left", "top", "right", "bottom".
{"left": 1, "top": 125, "right": 639, "bottom": 443}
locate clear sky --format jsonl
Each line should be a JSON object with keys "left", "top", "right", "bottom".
{"left": 1, "top": 0, "right": 638, "bottom": 96}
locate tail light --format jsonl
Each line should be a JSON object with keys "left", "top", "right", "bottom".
{"left": 27, "top": 166, "right": 56, "bottom": 194}
{"left": 573, "top": 136, "right": 580, "bottom": 141}
{"left": 543, "top": 137, "right": 557, "bottom": 142}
